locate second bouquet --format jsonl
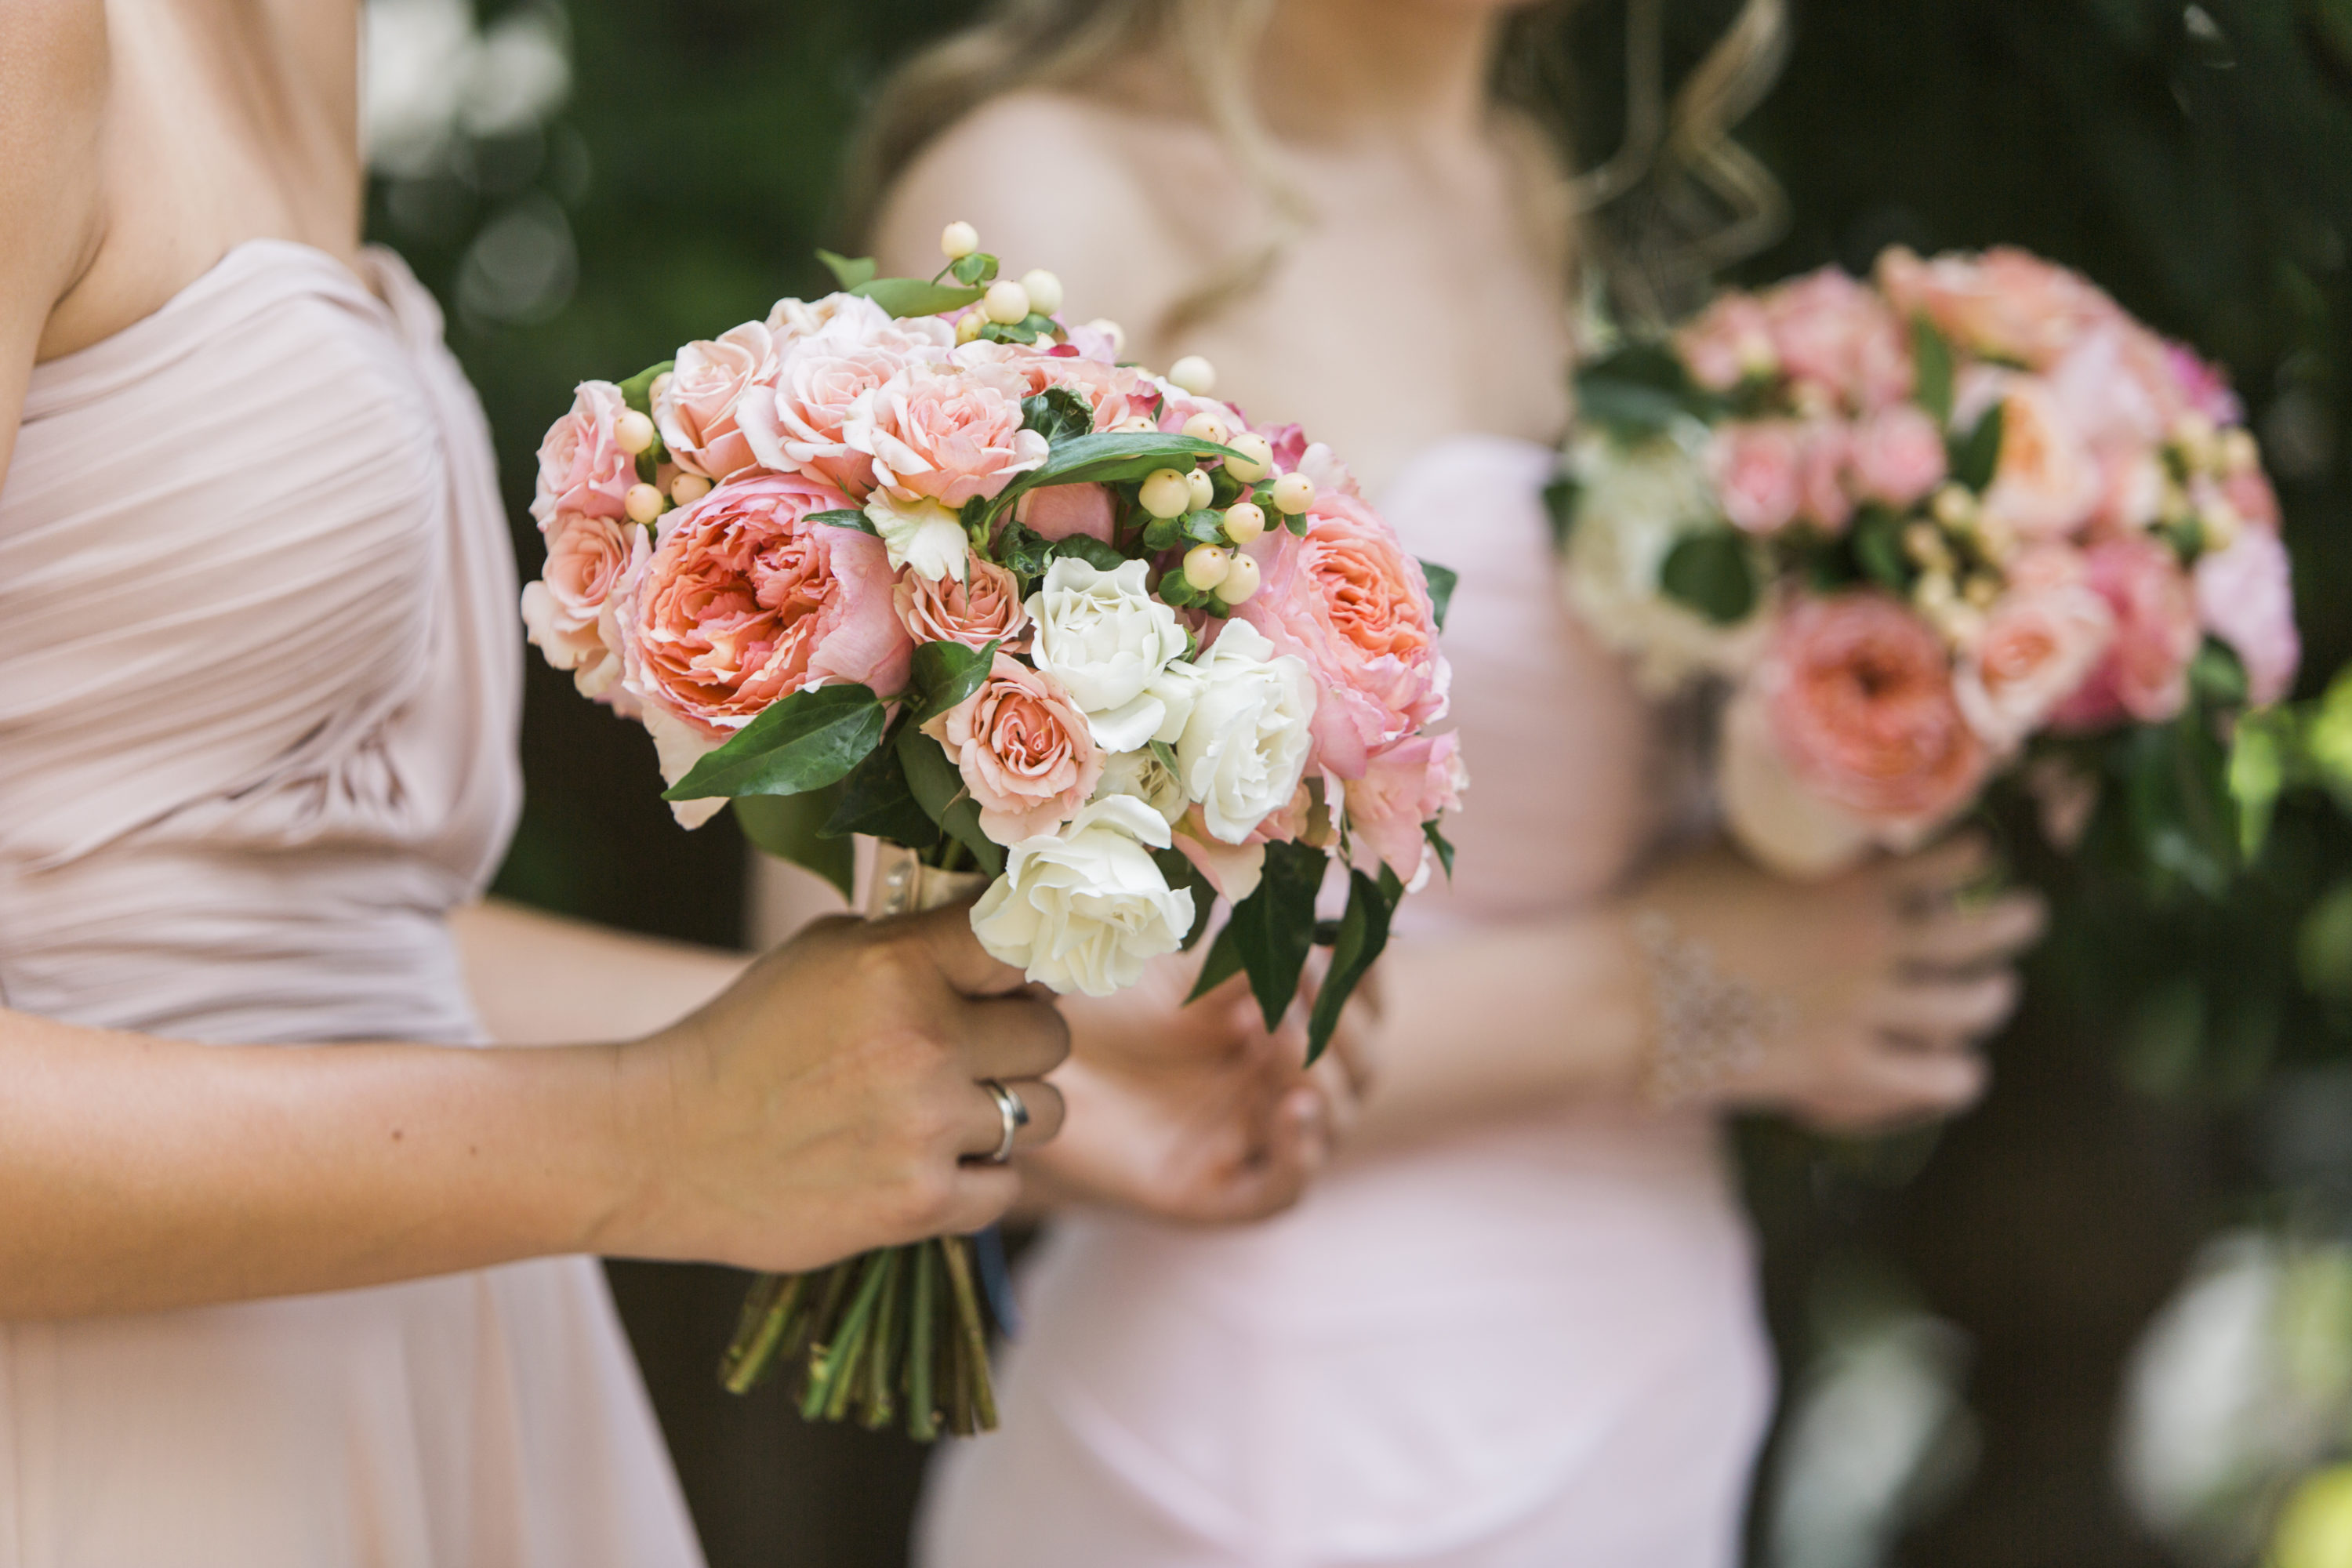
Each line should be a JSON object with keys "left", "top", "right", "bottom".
{"left": 521, "top": 225, "right": 1464, "bottom": 1436}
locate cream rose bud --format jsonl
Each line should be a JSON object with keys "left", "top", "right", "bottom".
{"left": 1171, "top": 618, "right": 1317, "bottom": 844}
{"left": 1092, "top": 746, "right": 1189, "bottom": 826}
{"left": 1026, "top": 556, "right": 1191, "bottom": 751}
{"left": 970, "top": 796, "right": 1196, "bottom": 996}
{"left": 1020, "top": 269, "right": 1064, "bottom": 316}
{"left": 862, "top": 491, "right": 971, "bottom": 583}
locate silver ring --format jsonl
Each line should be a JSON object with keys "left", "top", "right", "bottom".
{"left": 980, "top": 1079, "right": 1029, "bottom": 1165}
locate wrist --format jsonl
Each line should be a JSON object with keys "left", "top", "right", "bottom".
{"left": 566, "top": 1029, "right": 681, "bottom": 1261}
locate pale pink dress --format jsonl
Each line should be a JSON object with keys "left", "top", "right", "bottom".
{"left": 918, "top": 436, "right": 1775, "bottom": 1567}
{"left": 0, "top": 241, "right": 703, "bottom": 1568}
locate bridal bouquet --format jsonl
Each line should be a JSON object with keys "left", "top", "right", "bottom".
{"left": 520, "top": 226, "right": 1461, "bottom": 1436}
{"left": 1561, "top": 245, "right": 2298, "bottom": 882}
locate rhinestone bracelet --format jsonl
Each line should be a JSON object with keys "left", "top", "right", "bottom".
{"left": 1632, "top": 910, "right": 1788, "bottom": 1109}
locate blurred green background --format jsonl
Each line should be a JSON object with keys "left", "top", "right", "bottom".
{"left": 363, "top": 1, "right": 2352, "bottom": 1563}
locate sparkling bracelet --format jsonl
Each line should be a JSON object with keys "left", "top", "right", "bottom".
{"left": 1632, "top": 911, "right": 1788, "bottom": 1109}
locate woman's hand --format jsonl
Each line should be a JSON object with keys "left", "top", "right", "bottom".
{"left": 1636, "top": 836, "right": 2045, "bottom": 1134}
{"left": 1015, "top": 948, "right": 1370, "bottom": 1225}
{"left": 598, "top": 903, "right": 1071, "bottom": 1273}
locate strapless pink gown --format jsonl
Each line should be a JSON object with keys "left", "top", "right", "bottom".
{"left": 917, "top": 436, "right": 1774, "bottom": 1567}
{"left": 0, "top": 242, "right": 702, "bottom": 1567}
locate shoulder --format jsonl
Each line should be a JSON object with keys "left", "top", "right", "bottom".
{"left": 0, "top": 0, "right": 108, "bottom": 294}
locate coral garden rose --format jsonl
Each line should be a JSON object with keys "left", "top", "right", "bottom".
{"left": 847, "top": 361, "right": 1048, "bottom": 508}
{"left": 652, "top": 321, "right": 777, "bottom": 481}
{"left": 2049, "top": 534, "right": 2201, "bottom": 728}
{"left": 1710, "top": 421, "right": 1806, "bottom": 536}
{"left": 741, "top": 343, "right": 907, "bottom": 497}
{"left": 1954, "top": 561, "right": 2117, "bottom": 750}
{"left": 895, "top": 557, "right": 1031, "bottom": 653}
{"left": 1765, "top": 267, "right": 1914, "bottom": 412}
{"left": 1876, "top": 245, "right": 2121, "bottom": 369}
{"left": 1850, "top": 403, "right": 1949, "bottom": 508}
{"left": 923, "top": 652, "right": 1102, "bottom": 846}
{"left": 970, "top": 795, "right": 1196, "bottom": 996}
{"left": 1345, "top": 730, "right": 1467, "bottom": 893}
{"left": 532, "top": 379, "right": 636, "bottom": 527}
{"left": 1239, "top": 491, "right": 1447, "bottom": 779}
{"left": 2194, "top": 526, "right": 2299, "bottom": 706}
{"left": 1759, "top": 592, "right": 1989, "bottom": 828}
{"left": 1965, "top": 371, "right": 2103, "bottom": 540}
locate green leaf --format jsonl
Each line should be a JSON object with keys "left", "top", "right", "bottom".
{"left": 852, "top": 277, "right": 987, "bottom": 319}
{"left": 1021, "top": 387, "right": 1094, "bottom": 445}
{"left": 990, "top": 521, "right": 1056, "bottom": 579}
{"left": 734, "top": 790, "right": 855, "bottom": 900}
{"left": 1185, "top": 918, "right": 1247, "bottom": 1002}
{"left": 664, "top": 684, "right": 888, "bottom": 800}
{"left": 948, "top": 252, "right": 999, "bottom": 287}
{"left": 1142, "top": 514, "right": 1185, "bottom": 552}
{"left": 2229, "top": 709, "right": 2292, "bottom": 862}
{"left": 1910, "top": 316, "right": 1955, "bottom": 426}
{"left": 1543, "top": 471, "right": 1582, "bottom": 553}
{"left": 1949, "top": 400, "right": 2006, "bottom": 492}
{"left": 977, "top": 432, "right": 1242, "bottom": 533}
{"left": 618, "top": 359, "right": 673, "bottom": 415}
{"left": 1306, "top": 869, "right": 1396, "bottom": 1065}
{"left": 905, "top": 639, "right": 1000, "bottom": 728}
{"left": 1156, "top": 568, "right": 1203, "bottom": 607}
{"left": 816, "top": 250, "right": 877, "bottom": 291}
{"left": 1182, "top": 510, "right": 1228, "bottom": 545}
{"left": 1227, "top": 840, "right": 1328, "bottom": 1032}
{"left": 1420, "top": 561, "right": 1458, "bottom": 631}
{"left": 820, "top": 728, "right": 942, "bottom": 848}
{"left": 1849, "top": 505, "right": 1915, "bottom": 594}
{"left": 808, "top": 507, "right": 879, "bottom": 535}
{"left": 2189, "top": 638, "right": 2249, "bottom": 707}
{"left": 895, "top": 726, "right": 1005, "bottom": 877}
{"left": 1423, "top": 819, "right": 1456, "bottom": 882}
{"left": 1573, "top": 343, "right": 1722, "bottom": 438}
{"left": 1658, "top": 531, "right": 1759, "bottom": 624}
{"left": 1051, "top": 533, "right": 1127, "bottom": 572}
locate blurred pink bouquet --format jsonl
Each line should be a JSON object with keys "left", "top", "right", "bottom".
{"left": 523, "top": 226, "right": 1461, "bottom": 1435}
{"left": 1562, "top": 245, "right": 2296, "bottom": 880}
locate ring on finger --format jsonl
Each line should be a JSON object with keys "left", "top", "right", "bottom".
{"left": 979, "top": 1078, "right": 1029, "bottom": 1165}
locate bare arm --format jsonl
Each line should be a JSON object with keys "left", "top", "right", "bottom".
{"left": 450, "top": 897, "right": 746, "bottom": 1047}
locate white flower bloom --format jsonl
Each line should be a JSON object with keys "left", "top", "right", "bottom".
{"left": 1025, "top": 557, "right": 1191, "bottom": 750}
{"left": 862, "top": 492, "right": 969, "bottom": 583}
{"left": 970, "top": 796, "right": 1196, "bottom": 996}
{"left": 1091, "top": 746, "right": 1188, "bottom": 826}
{"left": 1171, "top": 619, "right": 1316, "bottom": 844}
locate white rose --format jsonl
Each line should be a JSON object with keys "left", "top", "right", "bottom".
{"left": 970, "top": 795, "right": 1196, "bottom": 996}
{"left": 1171, "top": 619, "right": 1316, "bottom": 844}
{"left": 862, "top": 492, "right": 970, "bottom": 583}
{"left": 1092, "top": 746, "right": 1188, "bottom": 826}
{"left": 1716, "top": 679, "right": 1875, "bottom": 880}
{"left": 1026, "top": 557, "right": 1191, "bottom": 750}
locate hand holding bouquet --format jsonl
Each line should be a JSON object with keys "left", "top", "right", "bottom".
{"left": 1563, "top": 245, "right": 2296, "bottom": 884}
{"left": 521, "top": 225, "right": 1462, "bottom": 1435}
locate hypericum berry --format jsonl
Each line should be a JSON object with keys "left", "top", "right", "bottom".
{"left": 1139, "top": 468, "right": 1193, "bottom": 520}
{"left": 1084, "top": 318, "right": 1127, "bottom": 355}
{"left": 1212, "top": 552, "right": 1261, "bottom": 605}
{"left": 1223, "top": 500, "right": 1267, "bottom": 545}
{"left": 1167, "top": 354, "right": 1217, "bottom": 395}
{"left": 1962, "top": 572, "right": 2001, "bottom": 609}
{"left": 1271, "top": 472, "right": 1316, "bottom": 515}
{"left": 1182, "top": 543, "right": 1232, "bottom": 592}
{"left": 615, "top": 409, "right": 657, "bottom": 456}
{"left": 983, "top": 280, "right": 1032, "bottom": 325}
{"left": 670, "top": 474, "right": 712, "bottom": 506}
{"left": 2220, "top": 427, "right": 2259, "bottom": 474}
{"left": 940, "top": 221, "right": 980, "bottom": 260}
{"left": 1181, "top": 410, "right": 1230, "bottom": 446}
{"left": 1903, "top": 520, "right": 1954, "bottom": 574}
{"left": 625, "top": 482, "right": 667, "bottom": 525}
{"left": 2201, "top": 497, "right": 2243, "bottom": 552}
{"left": 1929, "top": 483, "right": 1975, "bottom": 528}
{"left": 1113, "top": 414, "right": 1160, "bottom": 434}
{"left": 1185, "top": 469, "right": 1215, "bottom": 510}
{"left": 1019, "top": 268, "right": 1064, "bottom": 316}
{"left": 1223, "top": 431, "right": 1274, "bottom": 483}
{"left": 955, "top": 310, "right": 985, "bottom": 345}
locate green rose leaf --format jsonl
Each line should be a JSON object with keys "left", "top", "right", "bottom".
{"left": 808, "top": 508, "right": 879, "bottom": 535}
{"left": 1658, "top": 530, "right": 1760, "bottom": 625}
{"left": 733, "top": 789, "right": 855, "bottom": 900}
{"left": 1422, "top": 819, "right": 1456, "bottom": 883}
{"left": 820, "top": 728, "right": 942, "bottom": 848}
{"left": 2190, "top": 638, "right": 2251, "bottom": 708}
{"left": 1182, "top": 510, "right": 1228, "bottom": 545}
{"left": 905, "top": 639, "right": 1000, "bottom": 728}
{"left": 663, "top": 684, "right": 887, "bottom": 801}
{"left": 1849, "top": 505, "right": 1915, "bottom": 594}
{"left": 1420, "top": 560, "right": 1459, "bottom": 631}
{"left": 1185, "top": 916, "right": 1247, "bottom": 1001}
{"left": 1306, "top": 869, "right": 1397, "bottom": 1065}
{"left": 990, "top": 520, "right": 1057, "bottom": 579}
{"left": 1151, "top": 848, "right": 1219, "bottom": 951}
{"left": 852, "top": 277, "right": 987, "bottom": 319}
{"left": 816, "top": 250, "right": 878, "bottom": 291}
{"left": 1021, "top": 387, "right": 1095, "bottom": 445}
{"left": 1051, "top": 533, "right": 1128, "bottom": 572}
{"left": 1227, "top": 839, "right": 1329, "bottom": 1033}
{"left": 1949, "top": 400, "right": 2007, "bottom": 492}
{"left": 1573, "top": 343, "right": 1722, "bottom": 438}
{"left": 1911, "top": 316, "right": 1956, "bottom": 426}
{"left": 895, "top": 725, "right": 1006, "bottom": 877}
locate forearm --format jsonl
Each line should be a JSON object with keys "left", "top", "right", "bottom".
{"left": 452, "top": 896, "right": 748, "bottom": 1047}
{"left": 0, "top": 1009, "right": 648, "bottom": 1318}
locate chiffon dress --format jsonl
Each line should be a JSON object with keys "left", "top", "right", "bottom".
{"left": 0, "top": 241, "right": 703, "bottom": 1568}
{"left": 918, "top": 436, "right": 1775, "bottom": 1568}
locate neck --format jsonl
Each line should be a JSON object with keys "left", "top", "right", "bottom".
{"left": 1254, "top": 0, "right": 1509, "bottom": 147}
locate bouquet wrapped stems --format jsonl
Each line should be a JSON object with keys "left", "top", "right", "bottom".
{"left": 717, "top": 845, "right": 1000, "bottom": 1439}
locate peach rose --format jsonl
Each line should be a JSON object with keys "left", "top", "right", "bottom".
{"left": 1851, "top": 403, "right": 1948, "bottom": 508}
{"left": 1759, "top": 593, "right": 1989, "bottom": 827}
{"left": 741, "top": 343, "right": 906, "bottom": 498}
{"left": 847, "top": 361, "right": 1048, "bottom": 507}
{"left": 2194, "top": 526, "right": 2299, "bottom": 706}
{"left": 1710, "top": 421, "right": 1805, "bottom": 535}
{"left": 1954, "top": 565, "right": 2116, "bottom": 750}
{"left": 1797, "top": 420, "right": 1857, "bottom": 533}
{"left": 532, "top": 380, "right": 636, "bottom": 527}
{"left": 1012, "top": 481, "right": 1115, "bottom": 544}
{"left": 1876, "top": 245, "right": 2121, "bottom": 370}
{"left": 653, "top": 321, "right": 777, "bottom": 481}
{"left": 2049, "top": 534, "right": 2201, "bottom": 728}
{"left": 895, "top": 557, "right": 1032, "bottom": 654}
{"left": 622, "top": 473, "right": 913, "bottom": 740}
{"left": 522, "top": 512, "right": 639, "bottom": 701}
{"left": 1345, "top": 731, "right": 1467, "bottom": 893}
{"left": 1766, "top": 267, "right": 1913, "bottom": 412}
{"left": 1239, "top": 491, "right": 1446, "bottom": 779}
{"left": 922, "top": 652, "right": 1102, "bottom": 845}
{"left": 1964, "top": 371, "right": 2103, "bottom": 540}
{"left": 1676, "top": 293, "right": 1777, "bottom": 391}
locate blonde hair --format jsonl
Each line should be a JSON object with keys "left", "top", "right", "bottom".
{"left": 848, "top": 0, "right": 1789, "bottom": 332}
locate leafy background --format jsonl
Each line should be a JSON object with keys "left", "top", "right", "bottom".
{"left": 365, "top": 0, "right": 2352, "bottom": 1562}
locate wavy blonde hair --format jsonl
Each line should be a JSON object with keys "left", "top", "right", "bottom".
{"left": 846, "top": 0, "right": 1789, "bottom": 331}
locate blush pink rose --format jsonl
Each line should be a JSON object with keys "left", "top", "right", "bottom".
{"left": 1239, "top": 492, "right": 1447, "bottom": 779}
{"left": 1797, "top": 421, "right": 1857, "bottom": 533}
{"left": 532, "top": 380, "right": 636, "bottom": 527}
{"left": 1676, "top": 293, "right": 1777, "bottom": 391}
{"left": 1876, "top": 245, "right": 2121, "bottom": 370}
{"left": 2049, "top": 534, "right": 2201, "bottom": 728}
{"left": 653, "top": 321, "right": 778, "bottom": 481}
{"left": 622, "top": 473, "right": 913, "bottom": 737}
{"left": 1965, "top": 372, "right": 2103, "bottom": 540}
{"left": 1954, "top": 563, "right": 2116, "bottom": 750}
{"left": 2194, "top": 527, "right": 2299, "bottom": 706}
{"left": 2223, "top": 466, "right": 2282, "bottom": 532}
{"left": 2165, "top": 341, "right": 2245, "bottom": 426}
{"left": 922, "top": 652, "right": 1102, "bottom": 845}
{"left": 895, "top": 557, "right": 1032, "bottom": 654}
{"left": 522, "top": 512, "right": 639, "bottom": 700}
{"left": 1346, "top": 731, "right": 1467, "bottom": 892}
{"left": 741, "top": 343, "right": 906, "bottom": 498}
{"left": 1013, "top": 481, "right": 1115, "bottom": 543}
{"left": 847, "top": 361, "right": 1048, "bottom": 507}
{"left": 1766, "top": 267, "right": 1913, "bottom": 412}
{"left": 1851, "top": 403, "right": 1949, "bottom": 508}
{"left": 1760, "top": 593, "right": 1989, "bottom": 826}
{"left": 1710, "top": 421, "right": 1806, "bottom": 535}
